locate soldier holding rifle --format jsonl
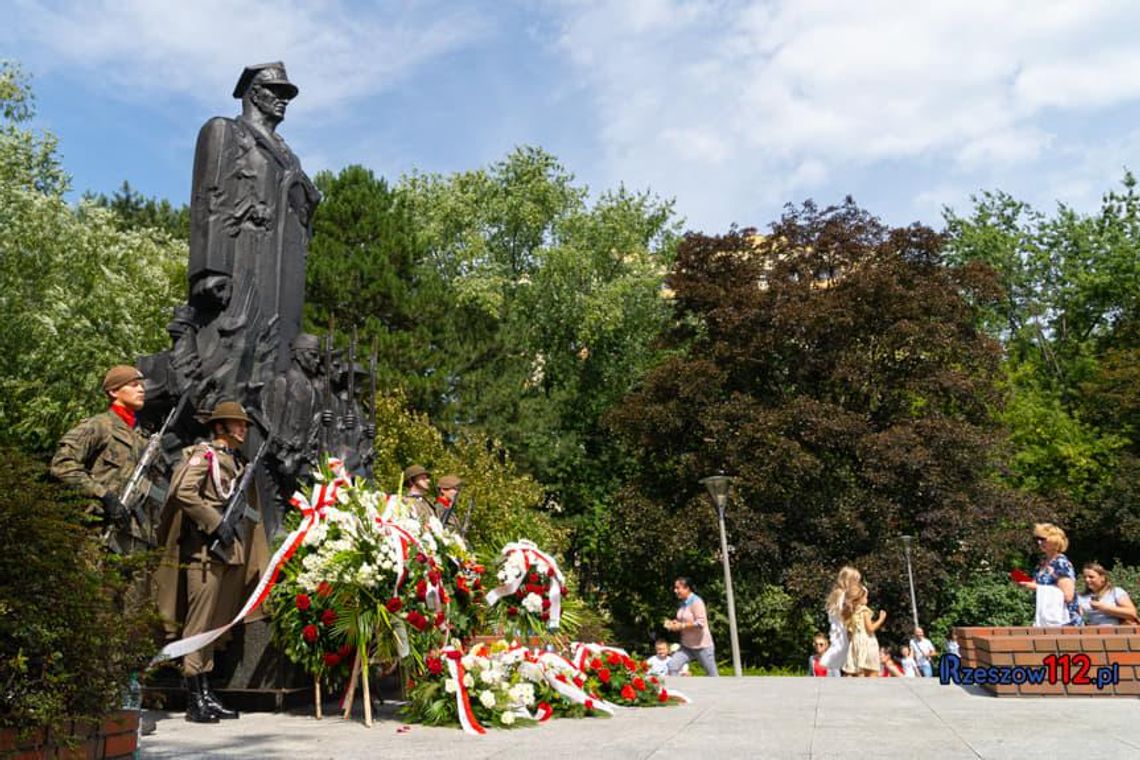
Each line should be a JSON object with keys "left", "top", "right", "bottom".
{"left": 51, "top": 365, "right": 153, "bottom": 553}
{"left": 155, "top": 401, "right": 259, "bottom": 724}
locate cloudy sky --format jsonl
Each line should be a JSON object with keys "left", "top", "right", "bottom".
{"left": 5, "top": 0, "right": 1140, "bottom": 233}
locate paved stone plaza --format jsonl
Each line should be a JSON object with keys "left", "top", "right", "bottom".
{"left": 140, "top": 676, "right": 1138, "bottom": 759}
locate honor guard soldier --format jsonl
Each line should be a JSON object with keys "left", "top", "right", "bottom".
{"left": 403, "top": 464, "right": 436, "bottom": 522}
{"left": 155, "top": 402, "right": 255, "bottom": 723}
{"left": 435, "top": 474, "right": 462, "bottom": 527}
{"left": 51, "top": 365, "right": 152, "bottom": 553}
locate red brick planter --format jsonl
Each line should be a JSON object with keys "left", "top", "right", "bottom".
{"left": 953, "top": 625, "right": 1140, "bottom": 697}
{"left": 0, "top": 710, "right": 138, "bottom": 759}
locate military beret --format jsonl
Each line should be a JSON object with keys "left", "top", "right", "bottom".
{"left": 102, "top": 365, "right": 143, "bottom": 394}
{"left": 437, "top": 475, "right": 462, "bottom": 490}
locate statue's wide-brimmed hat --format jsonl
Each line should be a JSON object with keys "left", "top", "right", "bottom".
{"left": 233, "top": 62, "right": 298, "bottom": 100}
{"left": 206, "top": 401, "right": 252, "bottom": 425}
{"left": 292, "top": 333, "right": 320, "bottom": 352}
{"left": 102, "top": 365, "right": 143, "bottom": 394}
{"left": 403, "top": 464, "right": 430, "bottom": 484}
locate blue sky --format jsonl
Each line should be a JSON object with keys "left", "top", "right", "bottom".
{"left": 6, "top": 0, "right": 1140, "bottom": 234}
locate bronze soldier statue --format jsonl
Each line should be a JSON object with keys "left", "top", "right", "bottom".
{"left": 51, "top": 365, "right": 153, "bottom": 553}
{"left": 155, "top": 402, "right": 266, "bottom": 723}
{"left": 261, "top": 333, "right": 322, "bottom": 495}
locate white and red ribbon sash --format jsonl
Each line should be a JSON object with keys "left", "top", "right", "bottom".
{"left": 535, "top": 651, "right": 619, "bottom": 715}
{"left": 484, "top": 540, "right": 566, "bottom": 628}
{"left": 443, "top": 647, "right": 486, "bottom": 736}
{"left": 150, "top": 459, "right": 350, "bottom": 667}
{"left": 570, "top": 642, "right": 630, "bottom": 673}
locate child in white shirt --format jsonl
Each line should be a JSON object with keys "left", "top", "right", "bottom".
{"left": 899, "top": 643, "right": 918, "bottom": 678}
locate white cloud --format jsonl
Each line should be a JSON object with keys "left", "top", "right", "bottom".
{"left": 5, "top": 0, "right": 486, "bottom": 112}
{"left": 549, "top": 0, "right": 1140, "bottom": 230}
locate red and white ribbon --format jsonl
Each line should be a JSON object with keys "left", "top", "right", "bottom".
{"left": 570, "top": 642, "right": 630, "bottom": 672}
{"left": 150, "top": 459, "right": 350, "bottom": 667}
{"left": 535, "top": 651, "right": 619, "bottom": 715}
{"left": 484, "top": 540, "right": 566, "bottom": 628}
{"left": 443, "top": 647, "right": 486, "bottom": 736}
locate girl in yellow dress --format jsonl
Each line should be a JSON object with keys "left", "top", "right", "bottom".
{"left": 842, "top": 584, "right": 887, "bottom": 676}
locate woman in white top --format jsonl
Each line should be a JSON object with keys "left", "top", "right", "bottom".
{"left": 1078, "top": 563, "right": 1138, "bottom": 626}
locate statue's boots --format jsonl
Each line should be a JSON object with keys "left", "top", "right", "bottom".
{"left": 199, "top": 675, "right": 240, "bottom": 720}
{"left": 184, "top": 677, "right": 220, "bottom": 724}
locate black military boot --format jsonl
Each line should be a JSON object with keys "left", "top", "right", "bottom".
{"left": 184, "top": 677, "right": 220, "bottom": 724}
{"left": 198, "top": 674, "right": 239, "bottom": 720}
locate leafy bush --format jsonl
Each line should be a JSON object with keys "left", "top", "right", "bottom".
{"left": 927, "top": 569, "right": 1033, "bottom": 644}
{"left": 0, "top": 448, "right": 159, "bottom": 733}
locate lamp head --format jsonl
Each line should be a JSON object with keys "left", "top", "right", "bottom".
{"left": 700, "top": 474, "right": 735, "bottom": 511}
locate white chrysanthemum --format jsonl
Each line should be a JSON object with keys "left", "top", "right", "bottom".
{"left": 479, "top": 668, "right": 497, "bottom": 685}
{"left": 522, "top": 592, "right": 543, "bottom": 614}
{"left": 518, "top": 662, "right": 544, "bottom": 683}
{"left": 444, "top": 678, "right": 458, "bottom": 694}
{"left": 500, "top": 711, "right": 515, "bottom": 726}
{"left": 479, "top": 690, "right": 496, "bottom": 709}
{"left": 509, "top": 683, "right": 535, "bottom": 707}
{"left": 463, "top": 674, "right": 474, "bottom": 689}
{"left": 428, "top": 516, "right": 444, "bottom": 535}
{"left": 461, "top": 654, "right": 476, "bottom": 670}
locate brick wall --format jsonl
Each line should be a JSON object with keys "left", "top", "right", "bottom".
{"left": 952, "top": 625, "right": 1140, "bottom": 697}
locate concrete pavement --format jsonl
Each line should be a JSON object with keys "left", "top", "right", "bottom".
{"left": 140, "top": 676, "right": 1140, "bottom": 759}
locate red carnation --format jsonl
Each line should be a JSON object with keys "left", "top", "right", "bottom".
{"left": 338, "top": 644, "right": 353, "bottom": 658}
{"left": 515, "top": 588, "right": 525, "bottom": 599}
{"left": 546, "top": 567, "right": 555, "bottom": 577}
{"left": 426, "top": 656, "right": 443, "bottom": 675}
{"left": 440, "top": 589, "right": 450, "bottom": 604}
{"left": 507, "top": 606, "right": 519, "bottom": 617}
{"left": 295, "top": 593, "right": 311, "bottom": 611}
{"left": 622, "top": 656, "right": 635, "bottom": 670}
{"left": 590, "top": 657, "right": 603, "bottom": 671}
{"left": 540, "top": 611, "right": 550, "bottom": 621}
{"left": 302, "top": 624, "right": 319, "bottom": 643}
{"left": 473, "top": 564, "right": 485, "bottom": 574}
{"left": 473, "top": 578, "right": 483, "bottom": 590}
{"left": 321, "top": 609, "right": 337, "bottom": 627}
{"left": 597, "top": 668, "right": 611, "bottom": 684}
{"left": 428, "top": 568, "right": 442, "bottom": 584}
{"left": 434, "top": 610, "right": 447, "bottom": 628}
{"left": 316, "top": 581, "right": 333, "bottom": 598}
{"left": 416, "top": 578, "right": 428, "bottom": 600}
{"left": 621, "top": 684, "right": 636, "bottom": 701}
{"left": 386, "top": 597, "right": 403, "bottom": 613}
{"left": 649, "top": 676, "right": 659, "bottom": 685}
{"left": 658, "top": 690, "right": 669, "bottom": 703}
{"left": 542, "top": 598, "right": 551, "bottom": 610}
{"left": 323, "top": 652, "right": 341, "bottom": 667}
{"left": 525, "top": 583, "right": 543, "bottom": 595}
{"left": 407, "top": 611, "right": 429, "bottom": 632}
{"left": 632, "top": 677, "right": 646, "bottom": 692}
{"left": 584, "top": 699, "right": 594, "bottom": 711}
{"left": 606, "top": 652, "right": 621, "bottom": 666}
{"left": 528, "top": 572, "right": 540, "bottom": 584}
{"left": 415, "top": 552, "right": 427, "bottom": 564}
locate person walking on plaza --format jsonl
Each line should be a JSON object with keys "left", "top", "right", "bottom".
{"left": 842, "top": 584, "right": 886, "bottom": 677}
{"left": 51, "top": 365, "right": 152, "bottom": 553}
{"left": 1079, "top": 563, "right": 1138, "bottom": 626}
{"left": 909, "top": 626, "right": 938, "bottom": 677}
{"left": 1015, "top": 522, "right": 1082, "bottom": 627}
{"left": 155, "top": 402, "right": 257, "bottom": 724}
{"left": 402, "top": 464, "right": 437, "bottom": 522}
{"left": 664, "top": 577, "right": 718, "bottom": 677}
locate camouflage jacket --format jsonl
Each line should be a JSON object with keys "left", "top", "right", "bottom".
{"left": 50, "top": 409, "right": 152, "bottom": 549}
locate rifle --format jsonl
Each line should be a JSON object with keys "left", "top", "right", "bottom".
{"left": 459, "top": 493, "right": 475, "bottom": 537}
{"left": 346, "top": 325, "right": 358, "bottom": 432}
{"left": 320, "top": 316, "right": 336, "bottom": 457}
{"left": 103, "top": 392, "right": 190, "bottom": 548}
{"left": 207, "top": 436, "right": 270, "bottom": 563}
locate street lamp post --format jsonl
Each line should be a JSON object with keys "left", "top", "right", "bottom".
{"left": 901, "top": 535, "right": 919, "bottom": 631}
{"left": 700, "top": 475, "right": 743, "bottom": 678}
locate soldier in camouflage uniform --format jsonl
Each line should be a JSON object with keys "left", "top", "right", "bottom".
{"left": 51, "top": 365, "right": 154, "bottom": 553}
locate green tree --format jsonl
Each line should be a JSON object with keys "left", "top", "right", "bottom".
{"left": 605, "top": 200, "right": 1033, "bottom": 664}
{"left": 85, "top": 180, "right": 190, "bottom": 240}
{"left": 944, "top": 177, "right": 1140, "bottom": 564}
{"left": 400, "top": 148, "right": 679, "bottom": 586}
{"left": 0, "top": 63, "right": 186, "bottom": 452}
